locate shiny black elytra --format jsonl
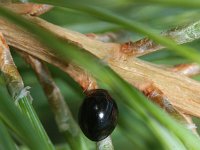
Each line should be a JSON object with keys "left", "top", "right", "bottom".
{"left": 78, "top": 89, "right": 118, "bottom": 142}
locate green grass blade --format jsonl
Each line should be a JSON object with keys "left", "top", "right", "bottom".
{"left": 17, "top": 96, "right": 55, "bottom": 150}
{"left": 129, "top": 0, "right": 200, "bottom": 8}
{"left": 0, "top": 120, "right": 17, "bottom": 150}
{"left": 16, "top": 0, "right": 200, "bottom": 8}
{"left": 29, "top": 1, "right": 200, "bottom": 64}
{"left": 119, "top": 104, "right": 162, "bottom": 150}
{"left": 0, "top": 87, "right": 48, "bottom": 150}
{"left": 148, "top": 119, "right": 187, "bottom": 150}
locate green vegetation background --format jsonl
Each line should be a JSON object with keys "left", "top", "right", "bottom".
{"left": 1, "top": 1, "right": 200, "bottom": 150}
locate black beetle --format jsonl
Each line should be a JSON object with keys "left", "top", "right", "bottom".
{"left": 78, "top": 89, "right": 118, "bottom": 141}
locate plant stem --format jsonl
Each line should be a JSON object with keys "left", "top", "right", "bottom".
{"left": 97, "top": 136, "right": 114, "bottom": 150}
{"left": 0, "top": 32, "right": 54, "bottom": 150}
{"left": 125, "top": 20, "right": 200, "bottom": 57}
{"left": 23, "top": 55, "right": 87, "bottom": 150}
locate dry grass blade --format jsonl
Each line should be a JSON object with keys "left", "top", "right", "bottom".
{"left": 3, "top": 3, "right": 52, "bottom": 16}
{"left": 168, "top": 64, "right": 200, "bottom": 77}
{"left": 1, "top": 16, "right": 200, "bottom": 119}
{"left": 85, "top": 32, "right": 127, "bottom": 43}
{"left": 0, "top": 32, "right": 24, "bottom": 98}
{"left": 119, "top": 20, "right": 200, "bottom": 58}
{"left": 24, "top": 55, "right": 79, "bottom": 134}
{"left": 110, "top": 59, "right": 200, "bottom": 117}
{"left": 22, "top": 55, "right": 89, "bottom": 149}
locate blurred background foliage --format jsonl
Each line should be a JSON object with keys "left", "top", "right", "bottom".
{"left": 1, "top": 1, "right": 200, "bottom": 150}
